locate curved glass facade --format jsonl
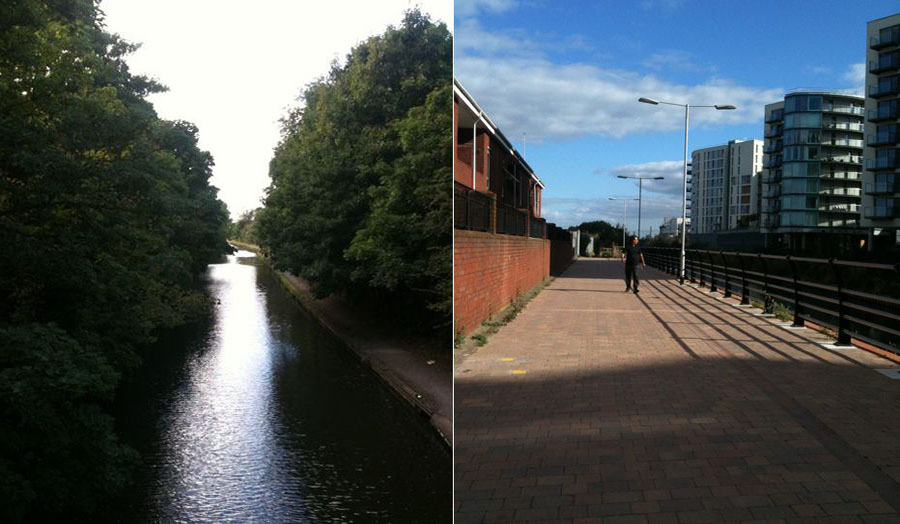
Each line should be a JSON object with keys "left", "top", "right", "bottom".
{"left": 762, "top": 92, "right": 864, "bottom": 230}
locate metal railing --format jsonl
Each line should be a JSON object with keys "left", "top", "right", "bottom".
{"left": 454, "top": 182, "right": 492, "bottom": 232}
{"left": 496, "top": 200, "right": 527, "bottom": 236}
{"left": 530, "top": 216, "right": 546, "bottom": 239}
{"left": 642, "top": 247, "right": 900, "bottom": 355}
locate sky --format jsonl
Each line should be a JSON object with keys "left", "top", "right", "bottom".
{"left": 454, "top": 0, "right": 899, "bottom": 231}
{"left": 101, "top": 0, "right": 453, "bottom": 219}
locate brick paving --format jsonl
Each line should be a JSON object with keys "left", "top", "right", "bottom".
{"left": 455, "top": 258, "right": 900, "bottom": 523}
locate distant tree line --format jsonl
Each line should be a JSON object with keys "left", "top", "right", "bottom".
{"left": 255, "top": 10, "right": 452, "bottom": 334}
{"left": 0, "top": 0, "right": 229, "bottom": 520}
{"left": 230, "top": 208, "right": 261, "bottom": 245}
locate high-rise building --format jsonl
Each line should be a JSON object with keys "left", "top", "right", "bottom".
{"left": 659, "top": 216, "right": 689, "bottom": 237}
{"left": 863, "top": 14, "right": 900, "bottom": 250}
{"left": 690, "top": 140, "right": 763, "bottom": 235}
{"left": 760, "top": 91, "right": 865, "bottom": 250}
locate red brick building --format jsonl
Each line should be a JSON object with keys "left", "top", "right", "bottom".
{"left": 454, "top": 79, "right": 550, "bottom": 334}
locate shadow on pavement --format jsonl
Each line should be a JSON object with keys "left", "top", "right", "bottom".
{"left": 455, "top": 260, "right": 900, "bottom": 523}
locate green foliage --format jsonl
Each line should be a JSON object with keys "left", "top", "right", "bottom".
{"left": 0, "top": 0, "right": 229, "bottom": 519}
{"left": 577, "top": 220, "right": 624, "bottom": 252}
{"left": 257, "top": 10, "right": 451, "bottom": 332}
{"left": 230, "top": 208, "right": 261, "bottom": 245}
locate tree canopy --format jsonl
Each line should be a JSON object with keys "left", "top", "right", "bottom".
{"left": 0, "top": 0, "right": 229, "bottom": 519}
{"left": 256, "top": 10, "right": 452, "bottom": 332}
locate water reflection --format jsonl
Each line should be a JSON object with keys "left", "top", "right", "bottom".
{"left": 117, "top": 252, "right": 449, "bottom": 522}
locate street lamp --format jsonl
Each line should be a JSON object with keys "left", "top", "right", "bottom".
{"left": 609, "top": 197, "right": 639, "bottom": 248}
{"left": 638, "top": 96, "right": 736, "bottom": 284}
{"left": 616, "top": 174, "right": 665, "bottom": 239}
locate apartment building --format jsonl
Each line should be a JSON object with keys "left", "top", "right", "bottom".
{"left": 760, "top": 92, "right": 865, "bottom": 251}
{"left": 690, "top": 140, "right": 763, "bottom": 235}
{"left": 863, "top": 14, "right": 900, "bottom": 250}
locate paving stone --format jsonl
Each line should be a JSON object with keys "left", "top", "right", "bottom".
{"left": 455, "top": 259, "right": 900, "bottom": 523}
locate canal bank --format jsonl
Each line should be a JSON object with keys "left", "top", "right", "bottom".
{"left": 229, "top": 241, "right": 452, "bottom": 447}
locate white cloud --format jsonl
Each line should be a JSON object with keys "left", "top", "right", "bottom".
{"left": 456, "top": 0, "right": 518, "bottom": 17}
{"left": 543, "top": 194, "right": 683, "bottom": 231}
{"left": 841, "top": 62, "right": 865, "bottom": 96}
{"left": 608, "top": 160, "right": 687, "bottom": 196}
{"left": 642, "top": 49, "right": 715, "bottom": 73}
{"left": 456, "top": 55, "right": 783, "bottom": 142}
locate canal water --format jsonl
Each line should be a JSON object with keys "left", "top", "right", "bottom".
{"left": 113, "top": 251, "right": 450, "bottom": 522}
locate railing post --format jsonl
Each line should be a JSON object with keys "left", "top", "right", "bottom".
{"left": 759, "top": 254, "right": 773, "bottom": 314}
{"left": 708, "top": 251, "right": 718, "bottom": 293}
{"left": 688, "top": 249, "right": 695, "bottom": 284}
{"left": 720, "top": 251, "right": 731, "bottom": 298}
{"left": 737, "top": 254, "right": 750, "bottom": 305}
{"left": 698, "top": 250, "right": 705, "bottom": 287}
{"left": 787, "top": 256, "right": 804, "bottom": 327}
{"left": 829, "top": 259, "right": 851, "bottom": 345}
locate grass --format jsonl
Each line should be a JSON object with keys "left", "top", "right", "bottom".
{"left": 455, "top": 276, "right": 553, "bottom": 365}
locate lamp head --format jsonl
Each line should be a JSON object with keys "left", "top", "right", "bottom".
{"left": 715, "top": 104, "right": 736, "bottom": 110}
{"left": 638, "top": 97, "right": 659, "bottom": 105}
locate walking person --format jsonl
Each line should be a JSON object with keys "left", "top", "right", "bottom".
{"left": 621, "top": 235, "right": 646, "bottom": 294}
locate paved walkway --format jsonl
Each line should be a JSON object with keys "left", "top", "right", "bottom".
{"left": 455, "top": 258, "right": 900, "bottom": 523}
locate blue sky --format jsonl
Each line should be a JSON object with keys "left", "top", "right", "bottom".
{"left": 454, "top": 0, "right": 898, "bottom": 231}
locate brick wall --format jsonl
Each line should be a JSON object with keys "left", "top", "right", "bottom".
{"left": 454, "top": 229, "right": 550, "bottom": 334}
{"left": 550, "top": 238, "right": 576, "bottom": 276}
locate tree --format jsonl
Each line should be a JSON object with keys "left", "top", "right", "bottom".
{"left": 0, "top": 1, "right": 229, "bottom": 519}
{"left": 257, "top": 10, "right": 451, "bottom": 331}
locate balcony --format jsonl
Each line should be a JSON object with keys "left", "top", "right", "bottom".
{"left": 870, "top": 29, "right": 900, "bottom": 50}
{"left": 867, "top": 133, "right": 899, "bottom": 146}
{"left": 763, "top": 143, "right": 782, "bottom": 154}
{"left": 869, "top": 108, "right": 900, "bottom": 123}
{"left": 763, "top": 157, "right": 782, "bottom": 168}
{"left": 866, "top": 179, "right": 899, "bottom": 195}
{"left": 822, "top": 138, "right": 864, "bottom": 148}
{"left": 818, "top": 218, "right": 859, "bottom": 228}
{"left": 765, "top": 110, "right": 783, "bottom": 123}
{"left": 822, "top": 105, "right": 865, "bottom": 116}
{"left": 864, "top": 204, "right": 898, "bottom": 219}
{"left": 866, "top": 157, "right": 900, "bottom": 171}
{"left": 869, "top": 82, "right": 900, "bottom": 99}
{"left": 762, "top": 171, "right": 782, "bottom": 184}
{"left": 821, "top": 171, "right": 861, "bottom": 181}
{"left": 818, "top": 203, "right": 859, "bottom": 213}
{"left": 870, "top": 56, "right": 900, "bottom": 74}
{"left": 823, "top": 122, "right": 864, "bottom": 132}
{"left": 821, "top": 155, "right": 862, "bottom": 165}
{"left": 819, "top": 187, "right": 861, "bottom": 197}
{"left": 764, "top": 126, "right": 782, "bottom": 138}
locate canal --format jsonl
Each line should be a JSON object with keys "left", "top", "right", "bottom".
{"left": 113, "top": 250, "right": 450, "bottom": 522}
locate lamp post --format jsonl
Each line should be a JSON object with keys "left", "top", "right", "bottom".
{"left": 616, "top": 174, "right": 664, "bottom": 239}
{"left": 608, "top": 197, "right": 638, "bottom": 249}
{"left": 638, "top": 97, "right": 736, "bottom": 284}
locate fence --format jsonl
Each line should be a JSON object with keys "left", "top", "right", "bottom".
{"left": 455, "top": 182, "right": 546, "bottom": 239}
{"left": 642, "top": 247, "right": 900, "bottom": 355}
{"left": 454, "top": 182, "right": 491, "bottom": 232}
